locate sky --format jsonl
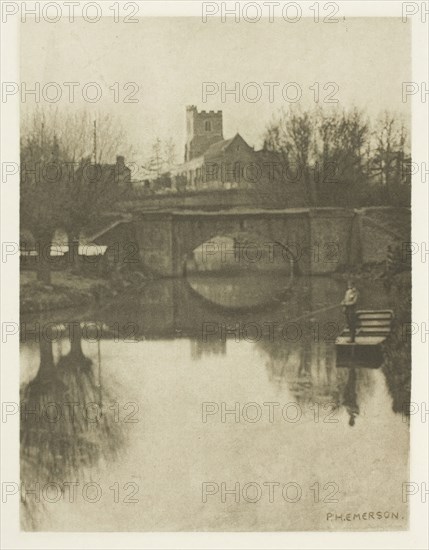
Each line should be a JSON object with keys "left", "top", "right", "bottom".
{"left": 21, "top": 17, "right": 411, "bottom": 166}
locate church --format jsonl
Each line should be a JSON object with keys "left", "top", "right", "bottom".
{"left": 169, "top": 105, "right": 269, "bottom": 191}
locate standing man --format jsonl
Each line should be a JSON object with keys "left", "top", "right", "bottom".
{"left": 341, "top": 280, "right": 359, "bottom": 343}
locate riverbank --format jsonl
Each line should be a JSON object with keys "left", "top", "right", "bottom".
{"left": 20, "top": 271, "right": 116, "bottom": 314}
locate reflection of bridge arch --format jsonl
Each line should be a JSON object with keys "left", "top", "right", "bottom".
{"left": 61, "top": 277, "right": 310, "bottom": 341}
{"left": 184, "top": 273, "right": 293, "bottom": 314}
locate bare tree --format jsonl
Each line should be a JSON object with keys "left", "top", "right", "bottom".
{"left": 20, "top": 108, "right": 134, "bottom": 283}
{"left": 262, "top": 106, "right": 409, "bottom": 207}
{"left": 372, "top": 112, "right": 410, "bottom": 202}
{"left": 163, "top": 137, "right": 177, "bottom": 168}
{"left": 21, "top": 107, "right": 135, "bottom": 163}
{"left": 315, "top": 108, "right": 368, "bottom": 206}
{"left": 263, "top": 107, "right": 315, "bottom": 205}
{"left": 20, "top": 130, "right": 66, "bottom": 284}
{"left": 141, "top": 137, "right": 177, "bottom": 179}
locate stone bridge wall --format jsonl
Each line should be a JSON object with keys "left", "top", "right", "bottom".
{"left": 354, "top": 207, "right": 411, "bottom": 264}
{"left": 94, "top": 207, "right": 410, "bottom": 277}
{"left": 133, "top": 208, "right": 356, "bottom": 277}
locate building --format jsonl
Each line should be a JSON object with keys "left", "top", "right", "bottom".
{"left": 149, "top": 106, "right": 307, "bottom": 207}
{"left": 170, "top": 106, "right": 270, "bottom": 192}
{"left": 185, "top": 105, "right": 224, "bottom": 162}
{"left": 75, "top": 155, "right": 132, "bottom": 189}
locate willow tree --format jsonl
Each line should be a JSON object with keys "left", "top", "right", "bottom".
{"left": 20, "top": 108, "right": 134, "bottom": 283}
{"left": 20, "top": 131, "right": 66, "bottom": 284}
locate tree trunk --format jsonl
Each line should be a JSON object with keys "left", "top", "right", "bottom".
{"left": 307, "top": 167, "right": 318, "bottom": 206}
{"left": 65, "top": 322, "right": 92, "bottom": 370}
{"left": 37, "top": 232, "right": 53, "bottom": 285}
{"left": 303, "top": 166, "right": 316, "bottom": 206}
{"left": 70, "top": 324, "right": 86, "bottom": 362}
{"left": 67, "top": 231, "right": 80, "bottom": 273}
{"left": 38, "top": 338, "right": 56, "bottom": 378}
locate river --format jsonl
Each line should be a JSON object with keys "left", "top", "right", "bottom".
{"left": 19, "top": 273, "right": 410, "bottom": 531}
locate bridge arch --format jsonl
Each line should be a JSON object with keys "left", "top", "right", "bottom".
{"left": 172, "top": 215, "right": 301, "bottom": 276}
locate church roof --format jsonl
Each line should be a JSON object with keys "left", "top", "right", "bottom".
{"left": 204, "top": 133, "right": 250, "bottom": 159}
{"left": 204, "top": 137, "right": 235, "bottom": 157}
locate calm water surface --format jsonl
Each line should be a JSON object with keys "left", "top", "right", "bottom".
{"left": 20, "top": 274, "right": 409, "bottom": 531}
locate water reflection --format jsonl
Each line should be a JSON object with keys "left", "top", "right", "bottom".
{"left": 191, "top": 337, "right": 227, "bottom": 360}
{"left": 20, "top": 326, "right": 124, "bottom": 529}
{"left": 20, "top": 274, "right": 410, "bottom": 530}
{"left": 343, "top": 369, "right": 359, "bottom": 426}
{"left": 262, "top": 340, "right": 344, "bottom": 402}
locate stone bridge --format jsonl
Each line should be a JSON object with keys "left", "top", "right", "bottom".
{"left": 94, "top": 207, "right": 359, "bottom": 277}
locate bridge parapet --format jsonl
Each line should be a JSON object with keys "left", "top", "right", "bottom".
{"left": 118, "top": 187, "right": 305, "bottom": 213}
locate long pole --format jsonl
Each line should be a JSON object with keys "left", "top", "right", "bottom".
{"left": 285, "top": 303, "right": 341, "bottom": 325}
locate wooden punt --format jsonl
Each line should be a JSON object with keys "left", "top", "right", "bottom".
{"left": 335, "top": 309, "right": 394, "bottom": 368}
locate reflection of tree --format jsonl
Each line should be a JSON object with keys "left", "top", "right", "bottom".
{"left": 342, "top": 369, "right": 359, "bottom": 426}
{"left": 382, "top": 275, "right": 411, "bottom": 415}
{"left": 20, "top": 326, "right": 124, "bottom": 530}
{"left": 57, "top": 322, "right": 93, "bottom": 370}
{"left": 261, "top": 338, "right": 348, "bottom": 407}
{"left": 190, "top": 337, "right": 226, "bottom": 360}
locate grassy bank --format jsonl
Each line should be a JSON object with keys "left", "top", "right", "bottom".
{"left": 20, "top": 271, "right": 114, "bottom": 314}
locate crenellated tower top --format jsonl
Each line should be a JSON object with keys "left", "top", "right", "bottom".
{"left": 185, "top": 106, "right": 223, "bottom": 162}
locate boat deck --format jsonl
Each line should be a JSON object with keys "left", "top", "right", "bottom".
{"left": 335, "top": 335, "right": 386, "bottom": 346}
{"left": 335, "top": 309, "right": 394, "bottom": 345}
{"left": 335, "top": 309, "right": 394, "bottom": 368}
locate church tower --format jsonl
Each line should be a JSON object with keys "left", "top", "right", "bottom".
{"left": 184, "top": 105, "right": 223, "bottom": 162}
